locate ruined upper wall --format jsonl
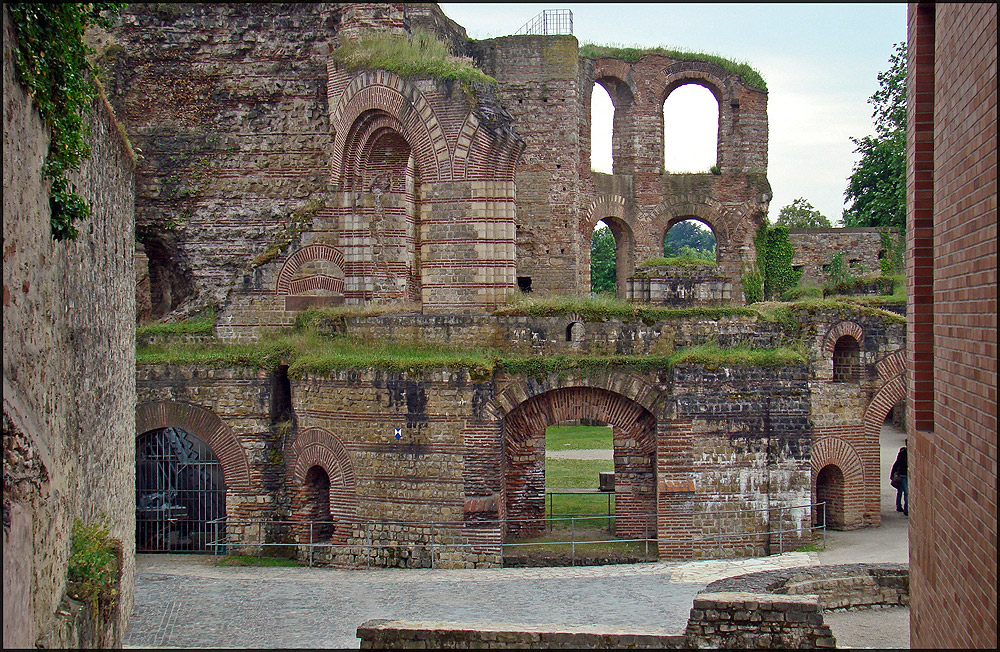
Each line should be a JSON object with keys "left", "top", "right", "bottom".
{"left": 3, "top": 7, "right": 137, "bottom": 646}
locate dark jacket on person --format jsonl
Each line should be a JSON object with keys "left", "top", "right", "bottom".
{"left": 891, "top": 447, "right": 907, "bottom": 478}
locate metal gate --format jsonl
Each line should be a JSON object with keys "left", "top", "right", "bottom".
{"left": 136, "top": 427, "right": 225, "bottom": 552}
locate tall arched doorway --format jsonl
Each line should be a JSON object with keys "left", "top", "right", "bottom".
{"left": 136, "top": 427, "right": 226, "bottom": 552}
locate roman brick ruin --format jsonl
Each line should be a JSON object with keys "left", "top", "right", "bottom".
{"left": 95, "top": 3, "right": 909, "bottom": 568}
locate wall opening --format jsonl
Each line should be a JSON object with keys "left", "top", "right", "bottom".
{"left": 565, "top": 321, "right": 584, "bottom": 343}
{"left": 590, "top": 82, "right": 613, "bottom": 173}
{"left": 136, "top": 427, "right": 225, "bottom": 552}
{"left": 298, "top": 465, "right": 335, "bottom": 543}
{"left": 832, "top": 336, "right": 862, "bottom": 382}
{"left": 591, "top": 217, "right": 634, "bottom": 297}
{"left": 664, "top": 218, "right": 717, "bottom": 263}
{"left": 544, "top": 420, "right": 614, "bottom": 526}
{"left": 815, "top": 464, "right": 846, "bottom": 529}
{"left": 270, "top": 364, "right": 293, "bottom": 424}
{"left": 663, "top": 83, "right": 719, "bottom": 173}
{"left": 141, "top": 235, "right": 194, "bottom": 319}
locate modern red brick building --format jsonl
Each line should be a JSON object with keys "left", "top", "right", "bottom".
{"left": 906, "top": 3, "right": 997, "bottom": 648}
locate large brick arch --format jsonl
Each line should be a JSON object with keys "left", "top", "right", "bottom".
{"left": 135, "top": 400, "right": 250, "bottom": 492}
{"left": 329, "top": 70, "right": 448, "bottom": 183}
{"left": 646, "top": 197, "right": 732, "bottom": 259}
{"left": 286, "top": 427, "right": 358, "bottom": 544}
{"left": 500, "top": 384, "right": 658, "bottom": 540}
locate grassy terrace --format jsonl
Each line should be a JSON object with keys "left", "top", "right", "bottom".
{"left": 137, "top": 294, "right": 903, "bottom": 376}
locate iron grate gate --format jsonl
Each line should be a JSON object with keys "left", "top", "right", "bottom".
{"left": 136, "top": 427, "right": 225, "bottom": 552}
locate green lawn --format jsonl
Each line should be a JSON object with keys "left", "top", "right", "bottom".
{"left": 545, "top": 425, "right": 612, "bottom": 450}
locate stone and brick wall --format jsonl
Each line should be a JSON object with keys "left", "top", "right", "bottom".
{"left": 3, "top": 7, "right": 136, "bottom": 648}
{"left": 906, "top": 3, "right": 997, "bottom": 649}
{"left": 788, "top": 228, "right": 898, "bottom": 285}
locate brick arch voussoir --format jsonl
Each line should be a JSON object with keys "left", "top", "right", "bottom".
{"left": 648, "top": 197, "right": 731, "bottom": 250}
{"left": 135, "top": 400, "right": 251, "bottom": 492}
{"left": 863, "top": 374, "right": 906, "bottom": 445}
{"left": 494, "top": 370, "right": 662, "bottom": 421}
{"left": 811, "top": 436, "right": 865, "bottom": 487}
{"left": 287, "top": 428, "right": 358, "bottom": 522}
{"left": 585, "top": 194, "right": 629, "bottom": 230}
{"left": 660, "top": 62, "right": 733, "bottom": 105}
{"left": 875, "top": 349, "right": 906, "bottom": 382}
{"left": 823, "top": 321, "right": 866, "bottom": 357}
{"left": 330, "top": 73, "right": 447, "bottom": 182}
{"left": 275, "top": 244, "right": 347, "bottom": 294}
{"left": 590, "top": 60, "right": 639, "bottom": 104}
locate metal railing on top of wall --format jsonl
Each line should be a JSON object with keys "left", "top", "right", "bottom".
{"left": 513, "top": 9, "right": 573, "bottom": 36}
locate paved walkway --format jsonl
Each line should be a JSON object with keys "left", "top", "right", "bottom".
{"left": 123, "top": 425, "right": 910, "bottom": 649}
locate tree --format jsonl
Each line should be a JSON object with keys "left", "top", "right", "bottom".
{"left": 665, "top": 220, "right": 716, "bottom": 256}
{"left": 776, "top": 198, "right": 832, "bottom": 228}
{"left": 843, "top": 42, "right": 906, "bottom": 230}
{"left": 591, "top": 226, "right": 616, "bottom": 293}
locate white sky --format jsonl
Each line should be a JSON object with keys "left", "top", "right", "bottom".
{"left": 438, "top": 2, "right": 907, "bottom": 225}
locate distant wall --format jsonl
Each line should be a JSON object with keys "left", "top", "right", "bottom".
{"left": 2, "top": 6, "right": 136, "bottom": 648}
{"left": 788, "top": 228, "right": 896, "bottom": 285}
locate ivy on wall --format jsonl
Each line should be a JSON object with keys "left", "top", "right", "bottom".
{"left": 744, "top": 223, "right": 801, "bottom": 303}
{"left": 8, "top": 3, "right": 125, "bottom": 240}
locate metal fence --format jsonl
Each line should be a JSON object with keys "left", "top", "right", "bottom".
{"left": 200, "top": 501, "right": 826, "bottom": 568}
{"left": 514, "top": 9, "right": 573, "bottom": 36}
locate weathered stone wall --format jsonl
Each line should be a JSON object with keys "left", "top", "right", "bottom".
{"left": 3, "top": 7, "right": 137, "bottom": 647}
{"left": 627, "top": 266, "right": 734, "bottom": 306}
{"left": 99, "top": 2, "right": 341, "bottom": 319}
{"left": 788, "top": 228, "right": 897, "bottom": 285}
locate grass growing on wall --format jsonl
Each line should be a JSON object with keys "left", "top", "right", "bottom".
{"left": 331, "top": 29, "right": 496, "bottom": 87}
{"left": 637, "top": 256, "right": 718, "bottom": 269}
{"left": 665, "top": 343, "right": 807, "bottom": 368}
{"left": 579, "top": 43, "right": 766, "bottom": 91}
{"left": 495, "top": 292, "right": 757, "bottom": 322}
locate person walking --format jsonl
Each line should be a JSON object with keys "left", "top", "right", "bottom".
{"left": 890, "top": 440, "right": 908, "bottom": 516}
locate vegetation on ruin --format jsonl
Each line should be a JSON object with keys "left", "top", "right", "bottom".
{"left": 579, "top": 43, "right": 766, "bottom": 91}
{"left": 776, "top": 198, "right": 833, "bottom": 229}
{"left": 137, "top": 307, "right": 217, "bottom": 337}
{"left": 216, "top": 555, "right": 302, "bottom": 567}
{"left": 331, "top": 29, "right": 496, "bottom": 87}
{"left": 8, "top": 3, "right": 126, "bottom": 240}
{"left": 67, "top": 518, "right": 120, "bottom": 621}
{"left": 664, "top": 343, "right": 807, "bottom": 369}
{"left": 636, "top": 256, "right": 718, "bottom": 269}
{"left": 496, "top": 292, "right": 757, "bottom": 322}
{"left": 252, "top": 200, "right": 325, "bottom": 267}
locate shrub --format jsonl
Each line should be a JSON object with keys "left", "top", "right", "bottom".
{"left": 67, "top": 519, "right": 120, "bottom": 620}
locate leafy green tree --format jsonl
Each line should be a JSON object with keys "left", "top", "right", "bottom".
{"left": 591, "top": 226, "right": 617, "bottom": 293}
{"left": 776, "top": 198, "right": 832, "bottom": 228}
{"left": 665, "top": 220, "right": 716, "bottom": 256}
{"left": 843, "top": 42, "right": 906, "bottom": 230}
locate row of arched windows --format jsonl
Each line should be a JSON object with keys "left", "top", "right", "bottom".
{"left": 591, "top": 82, "right": 719, "bottom": 174}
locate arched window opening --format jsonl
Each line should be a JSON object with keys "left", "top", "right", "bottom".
{"left": 591, "top": 222, "right": 617, "bottom": 294}
{"left": 664, "top": 218, "right": 717, "bottom": 263}
{"left": 301, "top": 465, "right": 335, "bottom": 542}
{"left": 832, "top": 336, "right": 862, "bottom": 382}
{"left": 663, "top": 83, "right": 719, "bottom": 173}
{"left": 565, "top": 321, "right": 584, "bottom": 343}
{"left": 136, "top": 427, "right": 225, "bottom": 552}
{"left": 591, "top": 82, "right": 614, "bottom": 173}
{"left": 815, "top": 464, "right": 846, "bottom": 529}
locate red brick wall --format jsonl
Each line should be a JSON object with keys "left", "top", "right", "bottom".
{"left": 907, "top": 3, "right": 998, "bottom": 648}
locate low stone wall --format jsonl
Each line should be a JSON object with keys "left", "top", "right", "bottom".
{"left": 684, "top": 592, "right": 835, "bottom": 649}
{"left": 357, "top": 620, "right": 684, "bottom": 649}
{"left": 627, "top": 267, "right": 733, "bottom": 306}
{"left": 356, "top": 564, "right": 909, "bottom": 649}
{"left": 705, "top": 563, "right": 910, "bottom": 610}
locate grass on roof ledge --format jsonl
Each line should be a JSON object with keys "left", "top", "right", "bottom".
{"left": 331, "top": 30, "right": 497, "bottom": 87}
{"left": 579, "top": 43, "right": 766, "bottom": 91}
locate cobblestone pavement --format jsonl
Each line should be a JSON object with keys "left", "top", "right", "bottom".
{"left": 123, "top": 425, "right": 910, "bottom": 649}
{"left": 123, "top": 552, "right": 817, "bottom": 649}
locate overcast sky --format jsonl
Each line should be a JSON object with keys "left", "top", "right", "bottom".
{"left": 438, "top": 3, "right": 907, "bottom": 225}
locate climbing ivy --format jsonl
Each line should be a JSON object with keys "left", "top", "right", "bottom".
{"left": 8, "top": 3, "right": 126, "bottom": 240}
{"left": 753, "top": 223, "right": 801, "bottom": 301}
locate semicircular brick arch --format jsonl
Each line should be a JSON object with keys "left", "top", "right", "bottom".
{"left": 286, "top": 427, "right": 358, "bottom": 544}
{"left": 863, "top": 373, "right": 907, "bottom": 454}
{"left": 822, "top": 320, "right": 866, "bottom": 357}
{"left": 329, "top": 70, "right": 447, "bottom": 183}
{"left": 647, "top": 197, "right": 732, "bottom": 253}
{"left": 660, "top": 61, "right": 732, "bottom": 104}
{"left": 501, "top": 382, "right": 659, "bottom": 540}
{"left": 135, "top": 400, "right": 250, "bottom": 492}
{"left": 275, "top": 244, "right": 347, "bottom": 295}
{"left": 810, "top": 435, "right": 866, "bottom": 529}
{"left": 584, "top": 194, "right": 629, "bottom": 230}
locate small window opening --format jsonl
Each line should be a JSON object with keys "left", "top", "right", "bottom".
{"left": 517, "top": 276, "right": 532, "bottom": 293}
{"left": 832, "top": 336, "right": 861, "bottom": 382}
